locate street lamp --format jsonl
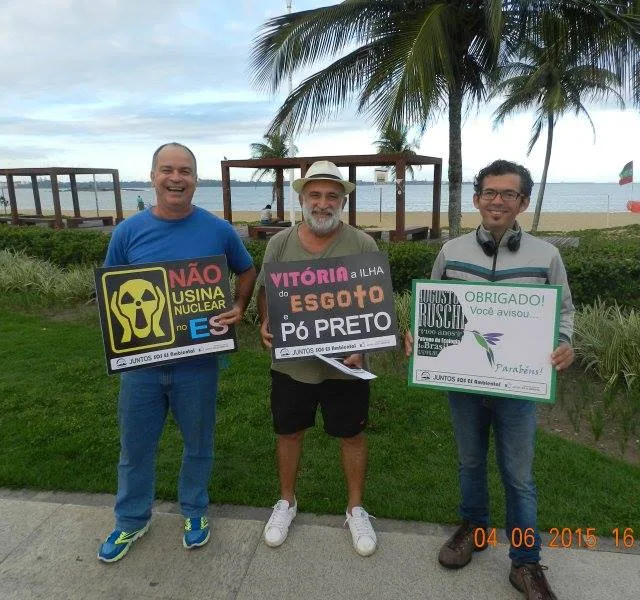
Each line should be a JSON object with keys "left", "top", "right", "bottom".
{"left": 374, "top": 167, "right": 388, "bottom": 223}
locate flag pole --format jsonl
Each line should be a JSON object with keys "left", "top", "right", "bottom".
{"left": 286, "top": 0, "right": 296, "bottom": 226}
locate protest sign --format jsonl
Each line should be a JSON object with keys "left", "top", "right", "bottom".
{"left": 95, "top": 255, "right": 235, "bottom": 373}
{"left": 408, "top": 280, "right": 560, "bottom": 403}
{"left": 264, "top": 251, "right": 398, "bottom": 360}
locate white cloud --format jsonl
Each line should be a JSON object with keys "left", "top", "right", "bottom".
{"left": 0, "top": 0, "right": 638, "bottom": 183}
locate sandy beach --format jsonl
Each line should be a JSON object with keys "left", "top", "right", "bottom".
{"left": 218, "top": 209, "right": 639, "bottom": 232}
{"left": 13, "top": 208, "right": 638, "bottom": 232}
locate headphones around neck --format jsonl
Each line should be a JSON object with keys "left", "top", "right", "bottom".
{"left": 475, "top": 226, "right": 521, "bottom": 256}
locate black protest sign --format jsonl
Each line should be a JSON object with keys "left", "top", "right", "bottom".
{"left": 264, "top": 251, "right": 398, "bottom": 361}
{"left": 95, "top": 256, "right": 236, "bottom": 373}
{"left": 416, "top": 288, "right": 468, "bottom": 356}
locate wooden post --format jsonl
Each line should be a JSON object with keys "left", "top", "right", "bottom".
{"left": 222, "top": 165, "right": 232, "bottom": 223}
{"left": 7, "top": 175, "right": 19, "bottom": 225}
{"left": 50, "top": 171, "right": 64, "bottom": 229}
{"left": 112, "top": 171, "right": 124, "bottom": 223}
{"left": 431, "top": 162, "right": 442, "bottom": 239}
{"left": 30, "top": 175, "right": 42, "bottom": 215}
{"left": 69, "top": 173, "right": 81, "bottom": 217}
{"left": 348, "top": 165, "right": 356, "bottom": 226}
{"left": 392, "top": 158, "right": 406, "bottom": 241}
{"left": 294, "top": 162, "right": 309, "bottom": 222}
{"left": 275, "top": 168, "right": 285, "bottom": 222}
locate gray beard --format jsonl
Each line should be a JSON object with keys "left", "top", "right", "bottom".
{"left": 301, "top": 203, "right": 342, "bottom": 235}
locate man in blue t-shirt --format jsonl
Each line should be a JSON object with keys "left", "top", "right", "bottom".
{"left": 98, "top": 142, "right": 256, "bottom": 563}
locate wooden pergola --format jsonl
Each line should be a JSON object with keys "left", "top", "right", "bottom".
{"left": 0, "top": 167, "right": 124, "bottom": 229}
{"left": 220, "top": 153, "right": 443, "bottom": 239}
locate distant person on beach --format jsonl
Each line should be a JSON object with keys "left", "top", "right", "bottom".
{"left": 136, "top": 195, "right": 145, "bottom": 211}
{"left": 256, "top": 160, "right": 379, "bottom": 557}
{"left": 260, "top": 203, "right": 273, "bottom": 224}
{"left": 97, "top": 142, "right": 256, "bottom": 563}
{"left": 405, "top": 159, "right": 574, "bottom": 600}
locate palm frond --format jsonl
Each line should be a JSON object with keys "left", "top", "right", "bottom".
{"left": 249, "top": 0, "right": 640, "bottom": 238}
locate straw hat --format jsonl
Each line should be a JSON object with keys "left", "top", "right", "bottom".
{"left": 293, "top": 160, "right": 355, "bottom": 194}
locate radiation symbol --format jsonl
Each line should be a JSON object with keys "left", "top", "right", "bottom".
{"left": 109, "top": 278, "right": 166, "bottom": 343}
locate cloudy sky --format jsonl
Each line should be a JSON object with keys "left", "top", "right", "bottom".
{"left": 2, "top": 0, "right": 640, "bottom": 182}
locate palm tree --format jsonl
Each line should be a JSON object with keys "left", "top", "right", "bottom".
{"left": 250, "top": 131, "right": 295, "bottom": 205}
{"left": 374, "top": 125, "right": 419, "bottom": 180}
{"left": 492, "top": 13, "right": 624, "bottom": 232}
{"left": 249, "top": 1, "right": 640, "bottom": 238}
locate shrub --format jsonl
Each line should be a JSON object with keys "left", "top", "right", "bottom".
{"left": 244, "top": 239, "right": 267, "bottom": 273}
{"left": 0, "top": 249, "right": 95, "bottom": 305}
{"left": 0, "top": 226, "right": 110, "bottom": 267}
{"left": 574, "top": 299, "right": 640, "bottom": 389}
{"left": 560, "top": 228, "right": 640, "bottom": 308}
{"left": 561, "top": 253, "right": 640, "bottom": 308}
{"left": 3, "top": 224, "right": 640, "bottom": 305}
{"left": 394, "top": 290, "right": 412, "bottom": 333}
{"left": 377, "top": 241, "right": 442, "bottom": 292}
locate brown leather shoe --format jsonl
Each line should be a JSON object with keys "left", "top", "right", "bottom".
{"left": 509, "top": 563, "right": 558, "bottom": 599}
{"left": 438, "top": 521, "right": 488, "bottom": 569}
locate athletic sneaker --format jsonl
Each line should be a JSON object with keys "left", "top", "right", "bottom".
{"left": 183, "top": 517, "right": 210, "bottom": 549}
{"left": 345, "top": 506, "right": 377, "bottom": 557}
{"left": 263, "top": 499, "right": 297, "bottom": 547}
{"left": 97, "top": 522, "right": 150, "bottom": 563}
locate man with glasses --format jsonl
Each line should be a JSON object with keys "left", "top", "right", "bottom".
{"left": 406, "top": 160, "right": 574, "bottom": 600}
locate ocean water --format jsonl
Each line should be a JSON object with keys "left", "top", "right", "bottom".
{"left": 5, "top": 181, "right": 637, "bottom": 215}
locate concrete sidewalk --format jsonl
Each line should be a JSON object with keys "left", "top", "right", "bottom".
{"left": 1, "top": 489, "right": 637, "bottom": 600}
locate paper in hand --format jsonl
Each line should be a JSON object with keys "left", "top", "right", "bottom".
{"left": 314, "top": 353, "right": 377, "bottom": 380}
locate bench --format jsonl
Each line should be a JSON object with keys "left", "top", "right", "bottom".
{"left": 363, "top": 228, "right": 383, "bottom": 240}
{"left": 540, "top": 235, "right": 580, "bottom": 248}
{"left": 66, "top": 216, "right": 114, "bottom": 228}
{"left": 390, "top": 226, "right": 429, "bottom": 242}
{"left": 247, "top": 224, "right": 290, "bottom": 239}
{"left": 17, "top": 217, "right": 60, "bottom": 228}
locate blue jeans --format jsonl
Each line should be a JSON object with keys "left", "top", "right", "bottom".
{"left": 448, "top": 391, "right": 541, "bottom": 563}
{"left": 114, "top": 360, "right": 218, "bottom": 531}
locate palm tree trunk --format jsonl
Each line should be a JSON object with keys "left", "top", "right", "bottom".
{"left": 448, "top": 84, "right": 463, "bottom": 238}
{"left": 531, "top": 114, "right": 554, "bottom": 233}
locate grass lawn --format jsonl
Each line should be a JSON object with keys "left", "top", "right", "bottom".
{"left": 1, "top": 304, "right": 638, "bottom": 537}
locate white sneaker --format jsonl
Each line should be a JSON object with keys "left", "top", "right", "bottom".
{"left": 345, "top": 506, "right": 377, "bottom": 557}
{"left": 263, "top": 499, "right": 297, "bottom": 547}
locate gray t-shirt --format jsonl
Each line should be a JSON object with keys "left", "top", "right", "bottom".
{"left": 257, "top": 223, "right": 379, "bottom": 383}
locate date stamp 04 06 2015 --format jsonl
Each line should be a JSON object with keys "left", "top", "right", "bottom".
{"left": 474, "top": 527, "right": 638, "bottom": 550}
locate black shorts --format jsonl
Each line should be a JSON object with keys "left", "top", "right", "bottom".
{"left": 270, "top": 370, "right": 370, "bottom": 438}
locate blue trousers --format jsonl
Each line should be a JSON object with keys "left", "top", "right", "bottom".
{"left": 114, "top": 360, "right": 218, "bottom": 531}
{"left": 448, "top": 391, "right": 541, "bottom": 564}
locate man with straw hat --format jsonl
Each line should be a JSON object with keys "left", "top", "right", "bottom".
{"left": 256, "top": 160, "right": 379, "bottom": 557}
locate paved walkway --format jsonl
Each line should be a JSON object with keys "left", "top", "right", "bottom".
{"left": 1, "top": 489, "right": 637, "bottom": 600}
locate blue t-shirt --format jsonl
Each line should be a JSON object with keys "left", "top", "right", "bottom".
{"left": 104, "top": 206, "right": 253, "bottom": 272}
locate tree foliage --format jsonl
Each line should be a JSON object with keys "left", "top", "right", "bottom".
{"left": 250, "top": 1, "right": 640, "bottom": 237}
{"left": 492, "top": 8, "right": 631, "bottom": 231}
{"left": 250, "top": 130, "right": 295, "bottom": 204}
{"left": 374, "top": 124, "right": 420, "bottom": 180}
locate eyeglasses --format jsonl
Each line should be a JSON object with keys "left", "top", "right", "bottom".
{"left": 479, "top": 189, "right": 523, "bottom": 202}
